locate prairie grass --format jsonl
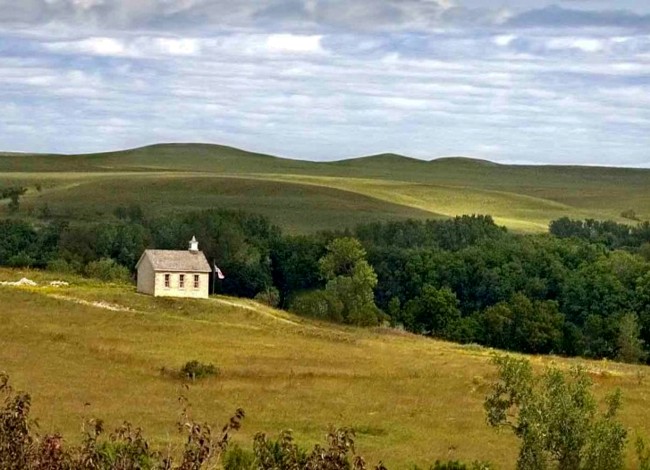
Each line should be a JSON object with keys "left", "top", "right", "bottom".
{"left": 9, "top": 174, "right": 436, "bottom": 233}
{"left": 1, "top": 267, "right": 649, "bottom": 469}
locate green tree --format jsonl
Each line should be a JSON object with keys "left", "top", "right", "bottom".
{"left": 270, "top": 235, "right": 325, "bottom": 306}
{"left": 479, "top": 295, "right": 564, "bottom": 354}
{"left": 639, "top": 243, "right": 650, "bottom": 262}
{"left": 0, "top": 220, "right": 37, "bottom": 265}
{"left": 636, "top": 272, "right": 650, "bottom": 352}
{"left": 560, "top": 260, "right": 630, "bottom": 326}
{"left": 319, "top": 237, "right": 368, "bottom": 279}
{"left": 401, "top": 285, "right": 460, "bottom": 336}
{"left": 318, "top": 237, "right": 381, "bottom": 326}
{"left": 485, "top": 355, "right": 627, "bottom": 470}
{"left": 616, "top": 312, "right": 647, "bottom": 364}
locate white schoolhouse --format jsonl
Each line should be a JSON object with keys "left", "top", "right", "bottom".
{"left": 135, "top": 237, "right": 211, "bottom": 299}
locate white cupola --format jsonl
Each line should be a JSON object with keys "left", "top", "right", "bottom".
{"left": 189, "top": 236, "right": 199, "bottom": 253}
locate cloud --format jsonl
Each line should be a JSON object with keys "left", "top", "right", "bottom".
{"left": 0, "top": 0, "right": 515, "bottom": 33}
{"left": 47, "top": 37, "right": 126, "bottom": 56}
{"left": 43, "top": 36, "right": 202, "bottom": 57}
{"left": 493, "top": 34, "right": 516, "bottom": 46}
{"left": 508, "top": 5, "right": 650, "bottom": 29}
{"left": 266, "top": 34, "right": 323, "bottom": 53}
{"left": 545, "top": 37, "right": 605, "bottom": 52}
{"left": 3, "top": 1, "right": 649, "bottom": 35}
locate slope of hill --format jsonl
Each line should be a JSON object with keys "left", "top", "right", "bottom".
{"left": 1, "top": 143, "right": 649, "bottom": 232}
{"left": 1, "top": 268, "right": 648, "bottom": 469}
{"left": 20, "top": 174, "right": 441, "bottom": 232}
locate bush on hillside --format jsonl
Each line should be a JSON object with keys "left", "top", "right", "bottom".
{"left": 84, "top": 258, "right": 131, "bottom": 283}
{"left": 621, "top": 209, "right": 640, "bottom": 221}
{"left": 47, "top": 257, "right": 81, "bottom": 274}
{"left": 289, "top": 289, "right": 344, "bottom": 322}
{"left": 180, "top": 360, "right": 220, "bottom": 380}
{"left": 253, "top": 287, "right": 280, "bottom": 308}
{"left": 6, "top": 252, "right": 36, "bottom": 268}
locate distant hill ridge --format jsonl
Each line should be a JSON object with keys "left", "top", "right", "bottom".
{"left": 2, "top": 141, "right": 650, "bottom": 233}
{"left": 0, "top": 143, "right": 498, "bottom": 166}
{"left": 0, "top": 142, "right": 646, "bottom": 171}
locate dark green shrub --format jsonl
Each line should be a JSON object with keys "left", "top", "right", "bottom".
{"left": 290, "top": 289, "right": 344, "bottom": 322}
{"left": 180, "top": 360, "right": 219, "bottom": 380}
{"left": 621, "top": 209, "right": 639, "bottom": 221}
{"left": 254, "top": 287, "right": 280, "bottom": 308}
{"left": 223, "top": 444, "right": 256, "bottom": 470}
{"left": 47, "top": 257, "right": 81, "bottom": 274}
{"left": 6, "top": 252, "right": 36, "bottom": 268}
{"left": 84, "top": 258, "right": 131, "bottom": 283}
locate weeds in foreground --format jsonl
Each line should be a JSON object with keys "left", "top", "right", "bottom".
{"left": 0, "top": 371, "right": 488, "bottom": 469}
{"left": 0, "top": 371, "right": 243, "bottom": 469}
{"left": 637, "top": 437, "right": 650, "bottom": 470}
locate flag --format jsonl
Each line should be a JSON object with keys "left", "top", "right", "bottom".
{"left": 214, "top": 262, "right": 225, "bottom": 280}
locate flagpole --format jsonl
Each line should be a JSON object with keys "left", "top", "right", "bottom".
{"left": 212, "top": 259, "right": 216, "bottom": 296}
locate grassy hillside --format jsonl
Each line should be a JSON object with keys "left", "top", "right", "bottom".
{"left": 1, "top": 268, "right": 649, "bottom": 469}
{"left": 1, "top": 143, "right": 650, "bottom": 232}
{"left": 4, "top": 174, "right": 438, "bottom": 232}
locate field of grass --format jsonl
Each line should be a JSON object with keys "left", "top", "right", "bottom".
{"left": 1, "top": 173, "right": 437, "bottom": 232}
{"left": 2, "top": 143, "right": 650, "bottom": 232}
{"left": 1, "top": 267, "right": 650, "bottom": 469}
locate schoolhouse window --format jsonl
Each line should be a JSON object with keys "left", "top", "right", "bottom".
{"left": 164, "top": 274, "right": 170, "bottom": 288}
{"left": 194, "top": 274, "right": 200, "bottom": 289}
{"left": 179, "top": 274, "right": 185, "bottom": 288}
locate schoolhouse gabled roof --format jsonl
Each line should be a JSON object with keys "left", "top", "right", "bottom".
{"left": 136, "top": 249, "right": 211, "bottom": 273}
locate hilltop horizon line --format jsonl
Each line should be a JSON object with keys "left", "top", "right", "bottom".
{"left": 2, "top": 141, "right": 649, "bottom": 170}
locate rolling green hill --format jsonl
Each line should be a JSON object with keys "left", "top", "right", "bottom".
{"left": 1, "top": 268, "right": 649, "bottom": 469}
{"left": 1, "top": 143, "right": 649, "bottom": 232}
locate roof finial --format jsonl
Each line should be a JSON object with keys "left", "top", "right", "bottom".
{"left": 189, "top": 236, "right": 199, "bottom": 253}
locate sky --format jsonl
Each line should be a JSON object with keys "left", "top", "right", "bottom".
{"left": 0, "top": 0, "right": 649, "bottom": 166}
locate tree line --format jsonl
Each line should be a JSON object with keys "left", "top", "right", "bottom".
{"left": 1, "top": 208, "right": 650, "bottom": 363}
